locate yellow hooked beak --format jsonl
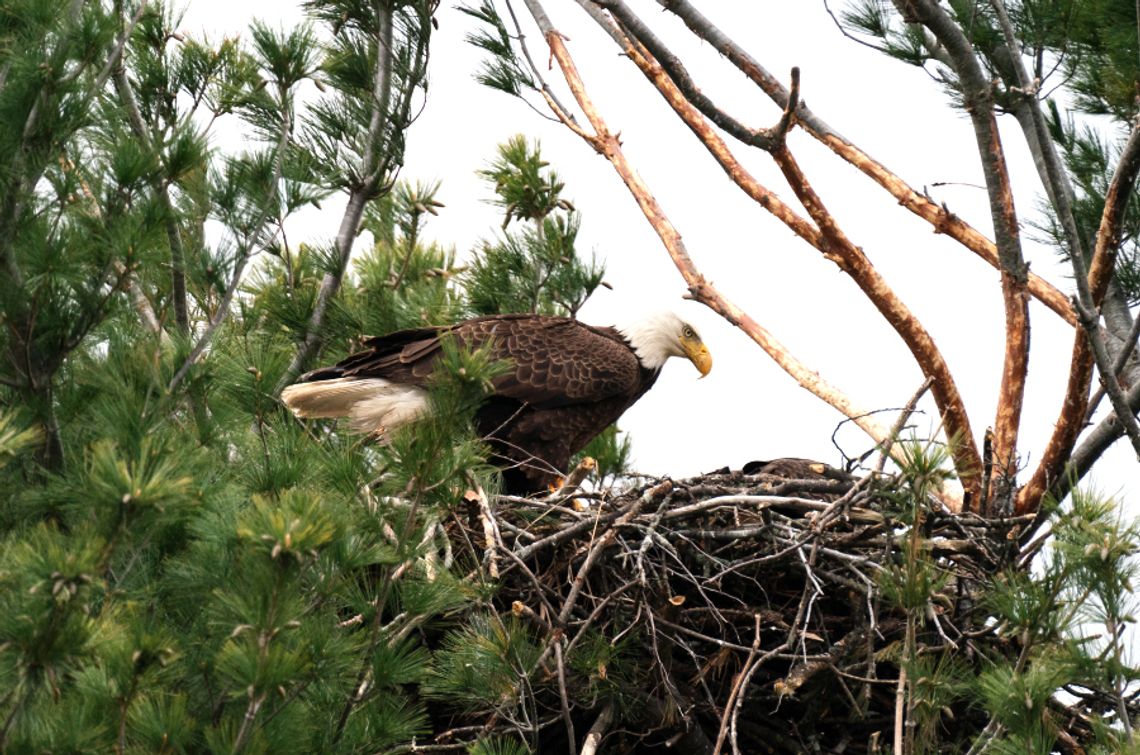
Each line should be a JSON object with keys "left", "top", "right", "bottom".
{"left": 681, "top": 337, "right": 713, "bottom": 378}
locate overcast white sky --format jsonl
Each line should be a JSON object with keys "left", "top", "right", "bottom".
{"left": 181, "top": 1, "right": 1138, "bottom": 505}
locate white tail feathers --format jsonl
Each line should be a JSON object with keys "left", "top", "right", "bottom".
{"left": 280, "top": 378, "right": 430, "bottom": 434}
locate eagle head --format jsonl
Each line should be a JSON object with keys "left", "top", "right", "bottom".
{"left": 617, "top": 312, "right": 712, "bottom": 376}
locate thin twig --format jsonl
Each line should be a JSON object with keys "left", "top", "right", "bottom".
{"left": 710, "top": 613, "right": 759, "bottom": 755}
{"left": 578, "top": 703, "right": 613, "bottom": 755}
{"left": 554, "top": 641, "right": 576, "bottom": 755}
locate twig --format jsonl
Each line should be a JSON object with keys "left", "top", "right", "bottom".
{"left": 893, "top": 664, "right": 906, "bottom": 755}
{"left": 558, "top": 480, "right": 668, "bottom": 625}
{"left": 545, "top": 456, "right": 596, "bottom": 505}
{"left": 875, "top": 377, "right": 935, "bottom": 476}
{"left": 504, "top": 0, "right": 580, "bottom": 125}
{"left": 467, "top": 478, "right": 501, "bottom": 578}
{"left": 711, "top": 613, "right": 759, "bottom": 755}
{"left": 770, "top": 67, "right": 799, "bottom": 144}
{"left": 653, "top": 0, "right": 1075, "bottom": 325}
{"left": 578, "top": 703, "right": 613, "bottom": 755}
{"left": 554, "top": 641, "right": 576, "bottom": 755}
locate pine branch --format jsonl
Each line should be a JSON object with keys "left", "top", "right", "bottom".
{"left": 0, "top": 0, "right": 88, "bottom": 299}
{"left": 282, "top": 3, "right": 407, "bottom": 385}
{"left": 168, "top": 83, "right": 294, "bottom": 393}
{"left": 112, "top": 63, "right": 191, "bottom": 337}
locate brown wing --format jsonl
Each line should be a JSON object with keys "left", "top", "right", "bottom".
{"left": 299, "top": 314, "right": 643, "bottom": 407}
{"left": 295, "top": 325, "right": 447, "bottom": 383}
{"left": 454, "top": 316, "right": 642, "bottom": 408}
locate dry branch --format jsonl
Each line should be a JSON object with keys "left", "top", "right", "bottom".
{"left": 769, "top": 146, "right": 981, "bottom": 499}
{"left": 575, "top": 3, "right": 981, "bottom": 503}
{"left": 519, "top": 3, "right": 922, "bottom": 490}
{"left": 888, "top": 0, "right": 1030, "bottom": 514}
{"left": 652, "top": 0, "right": 1075, "bottom": 326}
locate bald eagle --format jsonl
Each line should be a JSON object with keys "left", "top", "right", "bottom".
{"left": 280, "top": 312, "right": 711, "bottom": 494}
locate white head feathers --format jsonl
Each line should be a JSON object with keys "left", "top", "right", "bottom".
{"left": 615, "top": 311, "right": 700, "bottom": 371}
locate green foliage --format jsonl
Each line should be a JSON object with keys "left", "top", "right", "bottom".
{"left": 458, "top": 0, "right": 536, "bottom": 97}
{"left": 869, "top": 441, "right": 1140, "bottom": 752}
{"left": 427, "top": 613, "right": 541, "bottom": 712}
{"left": 0, "top": 1, "right": 570, "bottom": 751}
{"left": 464, "top": 135, "right": 605, "bottom": 318}
{"left": 1060, "top": 0, "right": 1140, "bottom": 120}
{"left": 968, "top": 488, "right": 1140, "bottom": 751}
{"left": 0, "top": 410, "right": 40, "bottom": 460}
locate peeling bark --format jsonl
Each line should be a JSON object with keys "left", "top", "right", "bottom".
{"left": 592, "top": 13, "right": 981, "bottom": 502}
{"left": 535, "top": 27, "right": 931, "bottom": 496}
{"left": 650, "top": 0, "right": 1073, "bottom": 326}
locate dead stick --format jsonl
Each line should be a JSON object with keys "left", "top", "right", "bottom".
{"left": 579, "top": 703, "right": 613, "bottom": 755}
{"left": 554, "top": 641, "right": 577, "bottom": 755}
{"left": 558, "top": 480, "right": 670, "bottom": 625}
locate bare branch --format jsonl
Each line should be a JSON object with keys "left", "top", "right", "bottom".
{"left": 579, "top": 703, "right": 613, "bottom": 755}
{"left": 573, "top": 5, "right": 979, "bottom": 503}
{"left": 769, "top": 145, "right": 981, "bottom": 500}
{"left": 1019, "top": 119, "right": 1140, "bottom": 512}
{"left": 1057, "top": 379, "right": 1140, "bottom": 506}
{"left": 653, "top": 0, "right": 1075, "bottom": 326}
{"left": 592, "top": 0, "right": 777, "bottom": 150}
{"left": 892, "top": 0, "right": 1029, "bottom": 513}
{"left": 1086, "top": 310, "right": 1140, "bottom": 421}
{"left": 522, "top": 5, "right": 919, "bottom": 491}
{"left": 1075, "top": 297, "right": 1140, "bottom": 460}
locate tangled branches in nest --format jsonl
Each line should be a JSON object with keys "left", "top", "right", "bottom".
{"left": 417, "top": 460, "right": 1126, "bottom": 754}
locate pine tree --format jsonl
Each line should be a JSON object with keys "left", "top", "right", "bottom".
{"left": 5, "top": 0, "right": 1140, "bottom": 753}
{"left": 0, "top": 1, "right": 493, "bottom": 751}
{"left": 0, "top": 1, "right": 628, "bottom": 749}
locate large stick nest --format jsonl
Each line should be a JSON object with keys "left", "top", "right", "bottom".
{"left": 418, "top": 460, "right": 1111, "bottom": 754}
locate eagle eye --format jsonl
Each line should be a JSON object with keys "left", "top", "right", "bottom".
{"left": 682, "top": 325, "right": 694, "bottom": 338}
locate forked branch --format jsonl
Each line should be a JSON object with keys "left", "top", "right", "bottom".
{"left": 893, "top": 0, "right": 1030, "bottom": 512}
{"left": 581, "top": 4, "right": 981, "bottom": 502}
{"left": 1019, "top": 120, "right": 1140, "bottom": 512}
{"left": 518, "top": 1, "right": 926, "bottom": 496}
{"left": 653, "top": 0, "right": 1075, "bottom": 326}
